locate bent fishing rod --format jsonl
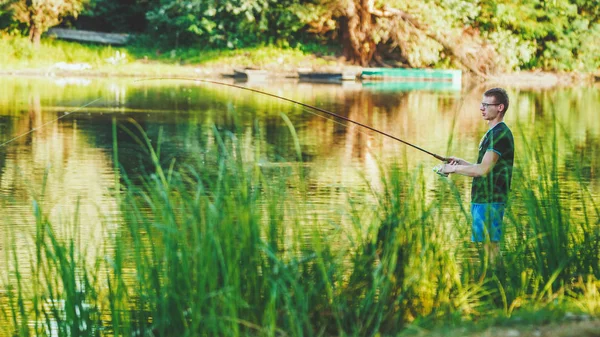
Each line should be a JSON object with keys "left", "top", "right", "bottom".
{"left": 136, "top": 77, "right": 448, "bottom": 162}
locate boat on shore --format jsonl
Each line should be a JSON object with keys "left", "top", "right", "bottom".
{"left": 298, "top": 71, "right": 358, "bottom": 82}
{"left": 47, "top": 28, "right": 130, "bottom": 45}
{"left": 233, "top": 68, "right": 269, "bottom": 81}
{"left": 361, "top": 68, "right": 462, "bottom": 86}
{"left": 362, "top": 81, "right": 460, "bottom": 91}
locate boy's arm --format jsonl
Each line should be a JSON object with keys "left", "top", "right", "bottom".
{"left": 442, "top": 151, "right": 499, "bottom": 177}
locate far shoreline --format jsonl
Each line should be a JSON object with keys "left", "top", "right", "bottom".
{"left": 1, "top": 64, "right": 597, "bottom": 90}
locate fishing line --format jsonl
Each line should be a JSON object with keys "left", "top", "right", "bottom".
{"left": 134, "top": 77, "right": 448, "bottom": 162}
{"left": 0, "top": 98, "right": 102, "bottom": 148}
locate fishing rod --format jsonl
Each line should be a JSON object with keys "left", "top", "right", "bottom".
{"left": 136, "top": 77, "right": 448, "bottom": 162}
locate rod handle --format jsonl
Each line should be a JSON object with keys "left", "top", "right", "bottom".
{"left": 433, "top": 164, "right": 449, "bottom": 178}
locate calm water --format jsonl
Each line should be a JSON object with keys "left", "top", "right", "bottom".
{"left": 0, "top": 76, "right": 599, "bottom": 272}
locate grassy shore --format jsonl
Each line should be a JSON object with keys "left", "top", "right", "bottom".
{"left": 1, "top": 35, "right": 597, "bottom": 87}
{"left": 0, "top": 114, "right": 598, "bottom": 336}
{"left": 0, "top": 35, "right": 341, "bottom": 78}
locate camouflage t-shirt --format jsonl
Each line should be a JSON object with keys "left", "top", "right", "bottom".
{"left": 471, "top": 122, "right": 514, "bottom": 203}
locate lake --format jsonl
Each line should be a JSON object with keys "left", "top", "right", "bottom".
{"left": 0, "top": 75, "right": 598, "bottom": 281}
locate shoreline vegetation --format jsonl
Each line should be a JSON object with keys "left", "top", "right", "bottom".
{"left": 1, "top": 36, "right": 598, "bottom": 89}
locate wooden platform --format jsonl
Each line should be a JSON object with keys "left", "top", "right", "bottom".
{"left": 47, "top": 28, "right": 130, "bottom": 45}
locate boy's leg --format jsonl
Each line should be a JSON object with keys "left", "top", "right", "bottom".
{"left": 485, "top": 242, "right": 500, "bottom": 265}
{"left": 471, "top": 203, "right": 505, "bottom": 266}
{"left": 486, "top": 203, "right": 506, "bottom": 267}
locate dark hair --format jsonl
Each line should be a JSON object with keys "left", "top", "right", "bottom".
{"left": 484, "top": 88, "right": 509, "bottom": 114}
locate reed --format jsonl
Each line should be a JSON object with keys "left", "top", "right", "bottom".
{"left": 1, "top": 114, "right": 598, "bottom": 336}
{"left": 495, "top": 113, "right": 600, "bottom": 316}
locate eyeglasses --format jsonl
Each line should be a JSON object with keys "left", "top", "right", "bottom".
{"left": 480, "top": 102, "right": 502, "bottom": 109}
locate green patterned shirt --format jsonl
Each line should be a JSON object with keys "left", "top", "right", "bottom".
{"left": 471, "top": 122, "right": 514, "bottom": 203}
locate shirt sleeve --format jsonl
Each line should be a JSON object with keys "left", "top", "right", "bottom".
{"left": 487, "top": 128, "right": 510, "bottom": 157}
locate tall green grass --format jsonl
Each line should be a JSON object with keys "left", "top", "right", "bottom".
{"left": 496, "top": 113, "right": 600, "bottom": 315}
{"left": 1, "top": 114, "right": 598, "bottom": 336}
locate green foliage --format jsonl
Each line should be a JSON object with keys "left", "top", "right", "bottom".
{"left": 410, "top": 0, "right": 482, "bottom": 67}
{"left": 1, "top": 0, "right": 599, "bottom": 70}
{"left": 145, "top": 0, "right": 312, "bottom": 48}
{"left": 0, "top": 0, "right": 21, "bottom": 34}
{"left": 76, "top": 0, "right": 152, "bottom": 33}
{"left": 5, "top": 0, "right": 88, "bottom": 43}
{"left": 473, "top": 0, "right": 600, "bottom": 71}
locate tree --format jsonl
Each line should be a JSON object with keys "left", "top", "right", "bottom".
{"left": 0, "top": 1, "right": 19, "bottom": 33}
{"left": 308, "top": 0, "right": 600, "bottom": 74}
{"left": 7, "top": 0, "right": 88, "bottom": 45}
{"left": 145, "top": 0, "right": 309, "bottom": 49}
{"left": 310, "top": 0, "right": 497, "bottom": 75}
{"left": 474, "top": 0, "right": 600, "bottom": 71}
{"left": 76, "top": 0, "right": 153, "bottom": 33}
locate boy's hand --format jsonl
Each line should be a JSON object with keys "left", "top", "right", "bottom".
{"left": 446, "top": 156, "right": 468, "bottom": 165}
{"left": 440, "top": 163, "right": 456, "bottom": 174}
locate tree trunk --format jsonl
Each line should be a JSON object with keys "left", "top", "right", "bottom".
{"left": 340, "top": 0, "right": 376, "bottom": 66}
{"left": 337, "top": 0, "right": 492, "bottom": 76}
{"left": 29, "top": 23, "right": 42, "bottom": 46}
{"left": 391, "top": 10, "right": 489, "bottom": 78}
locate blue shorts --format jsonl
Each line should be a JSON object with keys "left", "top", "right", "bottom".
{"left": 471, "top": 203, "right": 505, "bottom": 242}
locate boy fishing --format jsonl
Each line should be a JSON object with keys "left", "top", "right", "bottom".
{"left": 440, "top": 88, "right": 515, "bottom": 265}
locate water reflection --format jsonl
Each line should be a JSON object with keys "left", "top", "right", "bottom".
{"left": 0, "top": 83, "right": 119, "bottom": 281}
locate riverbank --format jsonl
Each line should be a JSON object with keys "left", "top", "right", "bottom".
{"left": 1, "top": 36, "right": 597, "bottom": 89}
{"left": 412, "top": 319, "right": 600, "bottom": 337}
{"left": 414, "top": 319, "right": 600, "bottom": 337}
{"left": 0, "top": 35, "right": 342, "bottom": 79}
{"left": 4, "top": 63, "right": 596, "bottom": 92}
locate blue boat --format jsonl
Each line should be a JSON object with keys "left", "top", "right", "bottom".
{"left": 361, "top": 80, "right": 460, "bottom": 92}
{"left": 361, "top": 68, "right": 462, "bottom": 89}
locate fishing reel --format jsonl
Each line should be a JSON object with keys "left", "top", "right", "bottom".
{"left": 432, "top": 164, "right": 449, "bottom": 178}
